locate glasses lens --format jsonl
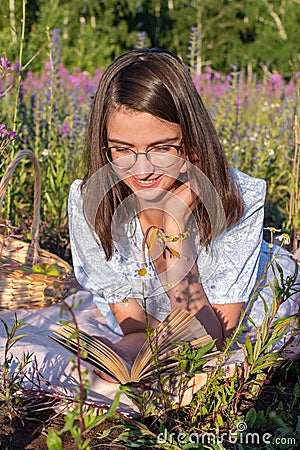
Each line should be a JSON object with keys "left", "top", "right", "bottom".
{"left": 108, "top": 148, "right": 135, "bottom": 168}
{"left": 148, "top": 146, "right": 180, "bottom": 168}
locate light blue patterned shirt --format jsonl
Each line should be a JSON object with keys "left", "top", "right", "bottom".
{"left": 68, "top": 169, "right": 299, "bottom": 334}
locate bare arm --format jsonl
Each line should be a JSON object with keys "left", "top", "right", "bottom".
{"left": 157, "top": 182, "right": 244, "bottom": 349}
{"left": 162, "top": 239, "right": 244, "bottom": 346}
{"left": 211, "top": 302, "right": 245, "bottom": 340}
{"left": 109, "top": 298, "right": 160, "bottom": 363}
{"left": 160, "top": 234, "right": 229, "bottom": 349}
{"left": 165, "top": 261, "right": 225, "bottom": 349}
{"left": 153, "top": 185, "right": 223, "bottom": 348}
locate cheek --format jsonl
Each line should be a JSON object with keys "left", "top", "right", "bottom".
{"left": 112, "top": 167, "right": 133, "bottom": 186}
{"left": 162, "top": 163, "right": 184, "bottom": 182}
{"left": 121, "top": 177, "right": 133, "bottom": 190}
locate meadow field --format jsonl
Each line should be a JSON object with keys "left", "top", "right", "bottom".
{"left": 0, "top": 30, "right": 300, "bottom": 450}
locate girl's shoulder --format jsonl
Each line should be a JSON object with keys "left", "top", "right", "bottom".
{"left": 68, "top": 179, "right": 83, "bottom": 204}
{"left": 230, "top": 168, "right": 266, "bottom": 210}
{"left": 231, "top": 168, "right": 266, "bottom": 195}
{"left": 70, "top": 178, "right": 83, "bottom": 193}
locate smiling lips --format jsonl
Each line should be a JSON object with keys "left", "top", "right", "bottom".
{"left": 130, "top": 174, "right": 163, "bottom": 188}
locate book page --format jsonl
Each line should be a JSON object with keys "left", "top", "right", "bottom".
{"left": 130, "top": 308, "right": 210, "bottom": 381}
{"left": 50, "top": 324, "right": 131, "bottom": 384}
{"left": 133, "top": 333, "right": 218, "bottom": 381}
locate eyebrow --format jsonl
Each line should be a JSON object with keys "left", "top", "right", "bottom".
{"left": 107, "top": 136, "right": 182, "bottom": 147}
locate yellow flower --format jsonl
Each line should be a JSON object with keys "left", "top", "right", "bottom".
{"left": 264, "top": 226, "right": 282, "bottom": 250}
{"left": 276, "top": 233, "right": 290, "bottom": 245}
{"left": 121, "top": 298, "right": 130, "bottom": 306}
{"left": 137, "top": 267, "right": 148, "bottom": 277}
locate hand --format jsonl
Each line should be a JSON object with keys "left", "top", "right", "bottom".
{"left": 162, "top": 181, "right": 200, "bottom": 233}
{"left": 167, "top": 372, "right": 208, "bottom": 407}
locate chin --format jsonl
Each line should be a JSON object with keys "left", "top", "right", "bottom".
{"left": 131, "top": 187, "right": 169, "bottom": 204}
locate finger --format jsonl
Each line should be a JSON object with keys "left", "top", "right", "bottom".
{"left": 166, "top": 184, "right": 200, "bottom": 213}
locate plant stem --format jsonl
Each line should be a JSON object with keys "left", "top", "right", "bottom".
{"left": 289, "top": 90, "right": 300, "bottom": 252}
{"left": 7, "top": 0, "right": 26, "bottom": 220}
{"left": 12, "top": 0, "right": 26, "bottom": 135}
{"left": 62, "top": 301, "right": 86, "bottom": 439}
{"left": 140, "top": 284, "right": 169, "bottom": 414}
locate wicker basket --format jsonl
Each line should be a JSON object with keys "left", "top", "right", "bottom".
{"left": 0, "top": 149, "right": 73, "bottom": 309}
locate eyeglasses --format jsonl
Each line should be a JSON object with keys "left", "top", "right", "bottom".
{"left": 105, "top": 143, "right": 183, "bottom": 169}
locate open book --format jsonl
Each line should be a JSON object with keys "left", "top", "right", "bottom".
{"left": 50, "top": 307, "right": 218, "bottom": 385}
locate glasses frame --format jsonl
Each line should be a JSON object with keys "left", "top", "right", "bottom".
{"left": 104, "top": 142, "right": 184, "bottom": 169}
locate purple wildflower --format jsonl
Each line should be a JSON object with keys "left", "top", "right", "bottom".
{"left": 0, "top": 125, "right": 18, "bottom": 168}
{"left": 0, "top": 57, "right": 10, "bottom": 69}
{"left": 44, "top": 60, "right": 51, "bottom": 71}
{"left": 61, "top": 122, "right": 70, "bottom": 135}
{"left": 269, "top": 73, "right": 282, "bottom": 85}
{"left": 0, "top": 124, "right": 17, "bottom": 141}
{"left": 12, "top": 60, "right": 20, "bottom": 72}
{"left": 0, "top": 124, "right": 7, "bottom": 134}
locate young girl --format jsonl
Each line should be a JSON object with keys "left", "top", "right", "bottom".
{"left": 68, "top": 48, "right": 299, "bottom": 367}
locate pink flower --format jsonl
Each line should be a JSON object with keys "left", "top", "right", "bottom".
{"left": 44, "top": 60, "right": 51, "bottom": 70}
{"left": 269, "top": 73, "right": 282, "bottom": 85}
{"left": 0, "top": 57, "right": 10, "bottom": 69}
{"left": 61, "top": 122, "right": 70, "bottom": 135}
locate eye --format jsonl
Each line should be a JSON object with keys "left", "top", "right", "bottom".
{"left": 150, "top": 145, "right": 173, "bottom": 153}
{"left": 113, "top": 147, "right": 133, "bottom": 154}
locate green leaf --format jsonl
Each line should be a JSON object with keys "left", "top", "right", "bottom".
{"left": 216, "top": 413, "right": 224, "bottom": 427}
{"left": 202, "top": 405, "right": 209, "bottom": 415}
{"left": 296, "top": 416, "right": 300, "bottom": 436}
{"left": 244, "top": 334, "right": 253, "bottom": 364}
{"left": 245, "top": 407, "right": 257, "bottom": 428}
{"left": 269, "top": 411, "right": 292, "bottom": 433}
{"left": 252, "top": 326, "right": 262, "bottom": 362}
{"left": 96, "top": 424, "right": 124, "bottom": 439}
{"left": 46, "top": 429, "right": 63, "bottom": 450}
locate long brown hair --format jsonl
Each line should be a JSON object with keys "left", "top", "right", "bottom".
{"left": 83, "top": 48, "right": 243, "bottom": 260}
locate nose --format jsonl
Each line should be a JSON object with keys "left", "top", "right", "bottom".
{"left": 132, "top": 152, "right": 155, "bottom": 177}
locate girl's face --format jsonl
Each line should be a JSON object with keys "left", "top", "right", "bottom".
{"left": 106, "top": 108, "right": 186, "bottom": 202}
